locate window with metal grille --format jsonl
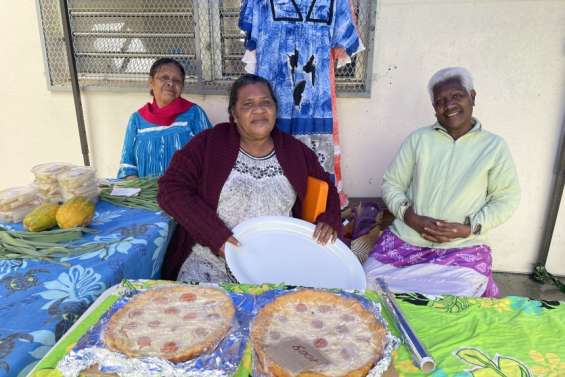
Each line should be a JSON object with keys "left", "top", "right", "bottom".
{"left": 37, "top": 0, "right": 376, "bottom": 96}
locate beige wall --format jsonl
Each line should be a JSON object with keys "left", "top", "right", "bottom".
{"left": 1, "top": 1, "right": 83, "bottom": 184}
{"left": 1, "top": 0, "right": 564, "bottom": 274}
{"left": 352, "top": 0, "right": 565, "bottom": 275}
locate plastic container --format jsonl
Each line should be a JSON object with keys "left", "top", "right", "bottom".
{"left": 61, "top": 189, "right": 100, "bottom": 203}
{"left": 58, "top": 167, "right": 97, "bottom": 189}
{"left": 0, "top": 186, "right": 38, "bottom": 211}
{"left": 31, "top": 162, "right": 74, "bottom": 183}
{"left": 0, "top": 201, "right": 40, "bottom": 223}
{"left": 59, "top": 167, "right": 99, "bottom": 203}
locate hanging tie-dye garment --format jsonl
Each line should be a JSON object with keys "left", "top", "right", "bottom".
{"left": 239, "top": 0, "right": 364, "bottom": 205}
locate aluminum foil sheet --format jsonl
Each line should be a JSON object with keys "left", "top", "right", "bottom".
{"left": 250, "top": 288, "right": 400, "bottom": 377}
{"left": 58, "top": 284, "right": 398, "bottom": 377}
{"left": 58, "top": 284, "right": 254, "bottom": 377}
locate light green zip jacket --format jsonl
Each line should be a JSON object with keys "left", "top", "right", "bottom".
{"left": 382, "top": 119, "right": 520, "bottom": 248}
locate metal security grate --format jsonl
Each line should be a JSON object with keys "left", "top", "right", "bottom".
{"left": 37, "top": 0, "right": 376, "bottom": 96}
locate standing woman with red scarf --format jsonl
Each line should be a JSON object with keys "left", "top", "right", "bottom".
{"left": 117, "top": 58, "right": 212, "bottom": 179}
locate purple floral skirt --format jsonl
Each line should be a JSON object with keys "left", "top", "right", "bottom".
{"left": 364, "top": 229, "right": 499, "bottom": 297}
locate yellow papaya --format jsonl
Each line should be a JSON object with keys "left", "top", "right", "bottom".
{"left": 23, "top": 203, "right": 60, "bottom": 232}
{"left": 56, "top": 196, "right": 95, "bottom": 229}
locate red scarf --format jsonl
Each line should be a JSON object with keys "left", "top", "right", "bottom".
{"left": 138, "top": 97, "right": 193, "bottom": 126}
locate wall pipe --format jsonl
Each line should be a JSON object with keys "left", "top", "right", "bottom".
{"left": 537, "top": 115, "right": 565, "bottom": 268}
{"left": 59, "top": 0, "right": 90, "bottom": 166}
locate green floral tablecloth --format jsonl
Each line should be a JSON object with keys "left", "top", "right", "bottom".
{"left": 384, "top": 292, "right": 565, "bottom": 377}
{"left": 30, "top": 281, "right": 565, "bottom": 377}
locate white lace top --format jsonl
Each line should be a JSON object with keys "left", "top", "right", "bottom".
{"left": 217, "top": 148, "right": 297, "bottom": 228}
{"left": 177, "top": 148, "right": 296, "bottom": 283}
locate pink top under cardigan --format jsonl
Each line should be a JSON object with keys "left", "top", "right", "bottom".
{"left": 157, "top": 122, "right": 342, "bottom": 280}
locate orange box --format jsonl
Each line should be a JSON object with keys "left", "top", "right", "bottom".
{"left": 302, "top": 176, "right": 329, "bottom": 223}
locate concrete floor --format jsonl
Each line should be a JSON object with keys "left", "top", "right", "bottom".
{"left": 494, "top": 272, "right": 565, "bottom": 301}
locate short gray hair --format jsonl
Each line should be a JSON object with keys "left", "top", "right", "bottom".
{"left": 428, "top": 67, "right": 474, "bottom": 103}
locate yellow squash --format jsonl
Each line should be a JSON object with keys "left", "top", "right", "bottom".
{"left": 23, "top": 203, "right": 60, "bottom": 232}
{"left": 56, "top": 196, "right": 95, "bottom": 229}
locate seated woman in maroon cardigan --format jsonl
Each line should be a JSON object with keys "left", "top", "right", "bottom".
{"left": 157, "top": 74, "right": 342, "bottom": 282}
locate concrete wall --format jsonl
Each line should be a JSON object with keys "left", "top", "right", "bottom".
{"left": 1, "top": 0, "right": 564, "bottom": 274}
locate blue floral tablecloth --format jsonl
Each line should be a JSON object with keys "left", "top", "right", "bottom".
{"left": 0, "top": 201, "right": 174, "bottom": 377}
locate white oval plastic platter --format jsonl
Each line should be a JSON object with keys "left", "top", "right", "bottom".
{"left": 225, "top": 216, "right": 366, "bottom": 290}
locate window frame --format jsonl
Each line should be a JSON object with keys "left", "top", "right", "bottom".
{"left": 36, "top": 0, "right": 377, "bottom": 97}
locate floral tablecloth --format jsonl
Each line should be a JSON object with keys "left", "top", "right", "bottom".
{"left": 385, "top": 292, "right": 565, "bottom": 377}
{"left": 0, "top": 201, "right": 173, "bottom": 377}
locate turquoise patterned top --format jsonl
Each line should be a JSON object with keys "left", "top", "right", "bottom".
{"left": 117, "top": 104, "right": 212, "bottom": 178}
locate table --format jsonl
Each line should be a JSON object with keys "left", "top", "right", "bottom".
{"left": 28, "top": 280, "right": 398, "bottom": 376}
{"left": 383, "top": 292, "right": 565, "bottom": 376}
{"left": 0, "top": 201, "right": 174, "bottom": 377}
{"left": 29, "top": 280, "right": 565, "bottom": 377}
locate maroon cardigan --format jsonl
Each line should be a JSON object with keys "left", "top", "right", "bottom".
{"left": 157, "top": 122, "right": 342, "bottom": 280}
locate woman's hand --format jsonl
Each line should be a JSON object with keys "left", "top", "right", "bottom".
{"left": 218, "top": 236, "right": 241, "bottom": 258}
{"left": 124, "top": 175, "right": 138, "bottom": 180}
{"left": 421, "top": 222, "right": 471, "bottom": 243}
{"left": 313, "top": 222, "right": 337, "bottom": 245}
{"left": 404, "top": 207, "right": 470, "bottom": 243}
{"left": 404, "top": 207, "right": 441, "bottom": 235}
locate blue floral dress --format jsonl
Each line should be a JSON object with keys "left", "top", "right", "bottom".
{"left": 239, "top": 0, "right": 364, "bottom": 175}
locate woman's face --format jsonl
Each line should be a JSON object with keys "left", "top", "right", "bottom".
{"left": 149, "top": 63, "right": 184, "bottom": 107}
{"left": 232, "top": 83, "right": 277, "bottom": 143}
{"left": 432, "top": 78, "right": 475, "bottom": 138}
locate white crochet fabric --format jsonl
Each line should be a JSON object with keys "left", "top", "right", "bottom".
{"left": 178, "top": 148, "right": 296, "bottom": 283}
